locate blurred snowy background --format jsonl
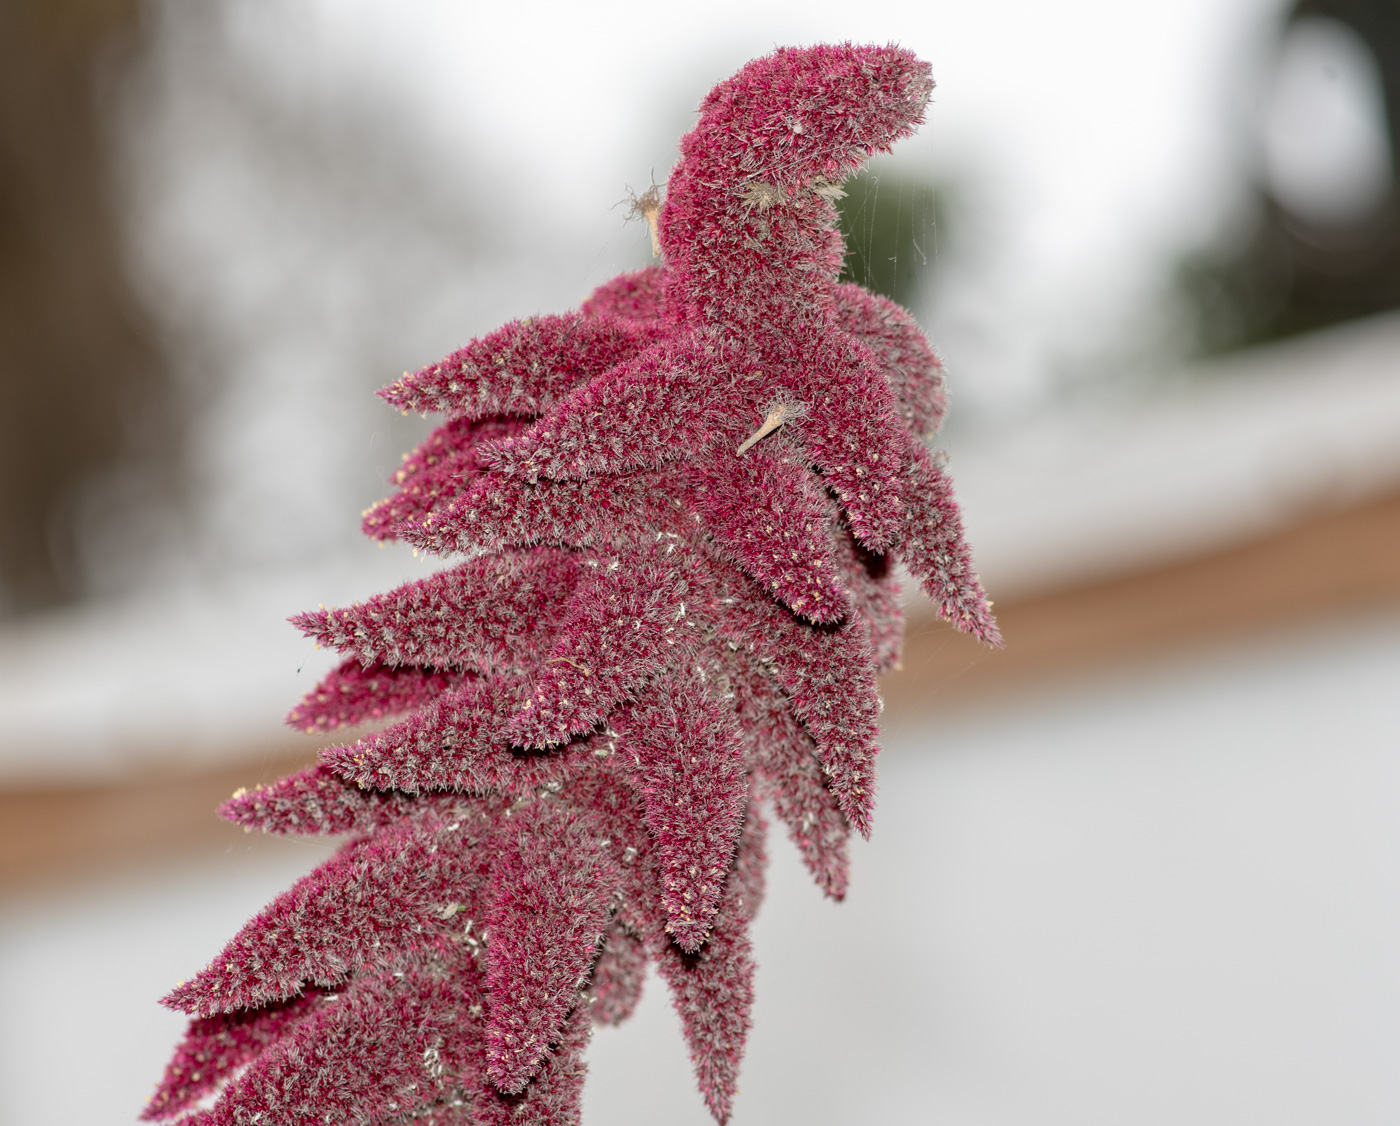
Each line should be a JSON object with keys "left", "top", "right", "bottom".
{"left": 1, "top": 0, "right": 1398, "bottom": 1122}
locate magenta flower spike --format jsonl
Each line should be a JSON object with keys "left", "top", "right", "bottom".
{"left": 148, "top": 42, "right": 1000, "bottom": 1126}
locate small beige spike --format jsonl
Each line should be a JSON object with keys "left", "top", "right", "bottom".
{"left": 736, "top": 400, "right": 805, "bottom": 455}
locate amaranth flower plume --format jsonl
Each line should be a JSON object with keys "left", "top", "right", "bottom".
{"left": 147, "top": 42, "right": 1000, "bottom": 1126}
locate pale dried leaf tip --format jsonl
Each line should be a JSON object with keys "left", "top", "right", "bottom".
{"left": 736, "top": 399, "right": 806, "bottom": 455}
{"left": 630, "top": 185, "right": 664, "bottom": 258}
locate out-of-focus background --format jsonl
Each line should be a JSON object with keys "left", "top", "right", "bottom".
{"left": 2, "top": 0, "right": 1398, "bottom": 1122}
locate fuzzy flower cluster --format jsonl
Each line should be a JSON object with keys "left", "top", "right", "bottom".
{"left": 147, "top": 43, "right": 999, "bottom": 1126}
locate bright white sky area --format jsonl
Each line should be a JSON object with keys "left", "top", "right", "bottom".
{"left": 1262, "top": 16, "right": 1395, "bottom": 227}
{"left": 4, "top": 608, "right": 1397, "bottom": 1124}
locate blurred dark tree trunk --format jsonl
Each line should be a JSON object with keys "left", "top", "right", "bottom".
{"left": 0, "top": 0, "right": 172, "bottom": 617}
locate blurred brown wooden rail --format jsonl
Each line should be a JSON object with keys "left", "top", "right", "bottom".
{"left": 886, "top": 486, "right": 1400, "bottom": 711}
{"left": 3, "top": 487, "right": 1398, "bottom": 891}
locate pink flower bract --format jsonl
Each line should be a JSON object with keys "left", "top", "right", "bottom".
{"left": 148, "top": 42, "right": 999, "bottom": 1126}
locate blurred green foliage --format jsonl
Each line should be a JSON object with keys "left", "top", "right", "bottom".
{"left": 836, "top": 173, "right": 941, "bottom": 311}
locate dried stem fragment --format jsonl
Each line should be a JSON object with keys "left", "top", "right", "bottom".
{"left": 736, "top": 400, "right": 805, "bottom": 456}
{"left": 631, "top": 184, "right": 664, "bottom": 258}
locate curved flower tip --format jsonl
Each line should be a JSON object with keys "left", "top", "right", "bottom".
{"left": 149, "top": 41, "right": 1002, "bottom": 1126}
{"left": 689, "top": 42, "right": 933, "bottom": 193}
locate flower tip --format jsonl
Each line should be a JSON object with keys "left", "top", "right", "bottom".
{"left": 799, "top": 598, "right": 849, "bottom": 627}
{"left": 668, "top": 921, "right": 711, "bottom": 955}
{"left": 158, "top": 981, "right": 194, "bottom": 1013}
{"left": 485, "top": 1058, "right": 533, "bottom": 1097}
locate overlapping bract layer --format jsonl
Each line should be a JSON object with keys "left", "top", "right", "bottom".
{"left": 149, "top": 42, "right": 998, "bottom": 1126}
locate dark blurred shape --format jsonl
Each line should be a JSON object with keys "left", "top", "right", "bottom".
{"left": 0, "top": 0, "right": 175, "bottom": 618}
{"left": 1179, "top": 0, "right": 1400, "bottom": 355}
{"left": 836, "top": 172, "right": 942, "bottom": 310}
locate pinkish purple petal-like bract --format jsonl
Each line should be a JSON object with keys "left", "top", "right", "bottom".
{"left": 147, "top": 42, "right": 1000, "bottom": 1126}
